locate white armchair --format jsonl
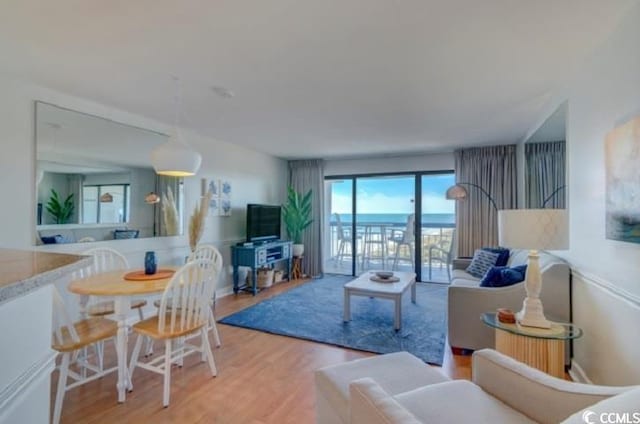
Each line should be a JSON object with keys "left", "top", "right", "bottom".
{"left": 340, "top": 350, "right": 640, "bottom": 424}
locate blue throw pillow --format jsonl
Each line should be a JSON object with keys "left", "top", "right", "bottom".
{"left": 41, "top": 234, "right": 64, "bottom": 244}
{"left": 466, "top": 249, "right": 501, "bottom": 278}
{"left": 480, "top": 265, "right": 528, "bottom": 287}
{"left": 481, "top": 247, "right": 510, "bottom": 266}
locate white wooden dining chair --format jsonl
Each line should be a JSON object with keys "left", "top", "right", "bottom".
{"left": 128, "top": 259, "right": 218, "bottom": 407}
{"left": 189, "top": 244, "right": 223, "bottom": 344}
{"left": 51, "top": 287, "right": 117, "bottom": 424}
{"left": 154, "top": 244, "right": 223, "bottom": 348}
{"left": 77, "top": 247, "right": 148, "bottom": 319}
{"left": 75, "top": 247, "right": 154, "bottom": 358}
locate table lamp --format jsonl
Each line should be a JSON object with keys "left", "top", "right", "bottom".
{"left": 498, "top": 209, "right": 568, "bottom": 328}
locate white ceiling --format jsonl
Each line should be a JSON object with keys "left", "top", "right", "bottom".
{"left": 527, "top": 102, "right": 567, "bottom": 143}
{"left": 0, "top": 1, "right": 634, "bottom": 159}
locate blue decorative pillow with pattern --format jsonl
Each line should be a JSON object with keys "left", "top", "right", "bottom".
{"left": 466, "top": 249, "right": 500, "bottom": 278}
{"left": 481, "top": 247, "right": 510, "bottom": 266}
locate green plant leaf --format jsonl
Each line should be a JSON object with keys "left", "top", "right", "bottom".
{"left": 46, "top": 189, "right": 75, "bottom": 224}
{"left": 282, "top": 186, "right": 314, "bottom": 244}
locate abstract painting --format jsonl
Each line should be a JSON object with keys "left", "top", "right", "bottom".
{"left": 605, "top": 115, "right": 640, "bottom": 244}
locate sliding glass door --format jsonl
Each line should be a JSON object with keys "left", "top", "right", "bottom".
{"left": 324, "top": 171, "right": 455, "bottom": 282}
{"left": 421, "top": 174, "right": 456, "bottom": 283}
{"left": 325, "top": 179, "right": 354, "bottom": 275}
{"left": 356, "top": 175, "right": 415, "bottom": 274}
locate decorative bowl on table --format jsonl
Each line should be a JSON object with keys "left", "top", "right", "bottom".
{"left": 375, "top": 271, "right": 394, "bottom": 279}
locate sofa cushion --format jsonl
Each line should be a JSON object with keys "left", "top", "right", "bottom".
{"left": 561, "top": 387, "right": 640, "bottom": 423}
{"left": 350, "top": 378, "right": 421, "bottom": 424}
{"left": 466, "top": 249, "right": 501, "bottom": 278}
{"left": 480, "top": 265, "right": 527, "bottom": 287}
{"left": 395, "top": 380, "right": 536, "bottom": 423}
{"left": 482, "top": 247, "right": 510, "bottom": 266}
{"left": 315, "top": 352, "right": 449, "bottom": 424}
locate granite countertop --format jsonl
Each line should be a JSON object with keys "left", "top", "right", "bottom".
{"left": 0, "top": 248, "right": 91, "bottom": 305}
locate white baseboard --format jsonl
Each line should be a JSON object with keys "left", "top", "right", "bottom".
{"left": 217, "top": 285, "right": 234, "bottom": 298}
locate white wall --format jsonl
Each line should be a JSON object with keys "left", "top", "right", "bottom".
{"left": 545, "top": 3, "right": 640, "bottom": 385}
{"left": 324, "top": 152, "right": 454, "bottom": 176}
{"left": 0, "top": 74, "right": 288, "bottom": 297}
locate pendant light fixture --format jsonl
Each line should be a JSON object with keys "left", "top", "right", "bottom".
{"left": 145, "top": 192, "right": 161, "bottom": 204}
{"left": 151, "top": 76, "right": 202, "bottom": 177}
{"left": 100, "top": 192, "right": 113, "bottom": 203}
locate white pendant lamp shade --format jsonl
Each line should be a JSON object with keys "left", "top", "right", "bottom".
{"left": 151, "top": 130, "right": 202, "bottom": 177}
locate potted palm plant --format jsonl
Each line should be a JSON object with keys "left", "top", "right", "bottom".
{"left": 282, "top": 186, "right": 313, "bottom": 257}
{"left": 46, "top": 189, "right": 74, "bottom": 224}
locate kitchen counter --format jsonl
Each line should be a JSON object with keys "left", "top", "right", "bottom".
{"left": 0, "top": 248, "right": 90, "bottom": 305}
{"left": 0, "top": 248, "right": 91, "bottom": 423}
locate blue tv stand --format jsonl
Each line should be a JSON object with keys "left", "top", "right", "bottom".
{"left": 231, "top": 240, "right": 293, "bottom": 295}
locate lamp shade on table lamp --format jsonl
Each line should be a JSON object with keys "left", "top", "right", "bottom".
{"left": 498, "top": 209, "right": 569, "bottom": 328}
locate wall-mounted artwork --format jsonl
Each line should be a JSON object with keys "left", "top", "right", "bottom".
{"left": 202, "top": 178, "right": 232, "bottom": 217}
{"left": 605, "top": 115, "right": 640, "bottom": 244}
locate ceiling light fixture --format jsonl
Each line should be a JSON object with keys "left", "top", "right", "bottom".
{"left": 100, "top": 192, "right": 113, "bottom": 203}
{"left": 151, "top": 76, "right": 202, "bottom": 177}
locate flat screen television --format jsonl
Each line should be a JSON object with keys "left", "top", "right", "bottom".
{"left": 246, "top": 204, "right": 281, "bottom": 242}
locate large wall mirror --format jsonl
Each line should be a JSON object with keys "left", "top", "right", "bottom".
{"left": 524, "top": 101, "right": 567, "bottom": 209}
{"left": 35, "top": 101, "right": 184, "bottom": 244}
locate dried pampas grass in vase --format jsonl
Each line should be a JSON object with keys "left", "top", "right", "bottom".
{"left": 189, "top": 190, "right": 211, "bottom": 252}
{"left": 162, "top": 186, "right": 180, "bottom": 236}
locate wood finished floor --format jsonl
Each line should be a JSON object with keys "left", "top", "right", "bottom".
{"left": 56, "top": 279, "right": 471, "bottom": 424}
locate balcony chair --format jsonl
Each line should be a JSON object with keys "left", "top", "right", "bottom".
{"left": 333, "top": 213, "right": 361, "bottom": 268}
{"left": 128, "top": 260, "right": 218, "bottom": 407}
{"left": 390, "top": 214, "right": 415, "bottom": 271}
{"left": 427, "top": 229, "right": 456, "bottom": 282}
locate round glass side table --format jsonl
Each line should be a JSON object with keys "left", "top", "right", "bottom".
{"left": 481, "top": 312, "right": 583, "bottom": 378}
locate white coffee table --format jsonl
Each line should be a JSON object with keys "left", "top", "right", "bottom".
{"left": 343, "top": 271, "right": 417, "bottom": 331}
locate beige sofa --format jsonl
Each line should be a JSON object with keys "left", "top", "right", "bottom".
{"left": 315, "top": 349, "right": 639, "bottom": 424}
{"left": 448, "top": 249, "right": 570, "bottom": 355}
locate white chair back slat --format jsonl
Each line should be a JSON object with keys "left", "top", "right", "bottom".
{"left": 52, "top": 286, "right": 80, "bottom": 345}
{"left": 158, "top": 260, "right": 215, "bottom": 335}
{"left": 71, "top": 248, "right": 130, "bottom": 318}
{"left": 82, "top": 247, "right": 129, "bottom": 275}
{"left": 188, "top": 245, "right": 223, "bottom": 272}
{"left": 188, "top": 245, "right": 223, "bottom": 300}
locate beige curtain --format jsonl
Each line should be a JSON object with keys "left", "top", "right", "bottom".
{"left": 289, "top": 159, "right": 324, "bottom": 277}
{"left": 525, "top": 141, "right": 566, "bottom": 208}
{"left": 455, "top": 145, "right": 518, "bottom": 257}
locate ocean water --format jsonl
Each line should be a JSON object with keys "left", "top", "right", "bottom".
{"left": 333, "top": 213, "right": 454, "bottom": 226}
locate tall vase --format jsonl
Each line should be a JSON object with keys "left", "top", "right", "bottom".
{"left": 144, "top": 251, "right": 157, "bottom": 275}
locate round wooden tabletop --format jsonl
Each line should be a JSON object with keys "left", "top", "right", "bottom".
{"left": 68, "top": 266, "right": 179, "bottom": 296}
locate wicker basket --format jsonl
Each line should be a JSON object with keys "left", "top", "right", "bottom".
{"left": 257, "top": 268, "right": 275, "bottom": 288}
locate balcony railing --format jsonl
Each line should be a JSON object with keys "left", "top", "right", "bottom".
{"left": 324, "top": 220, "right": 456, "bottom": 283}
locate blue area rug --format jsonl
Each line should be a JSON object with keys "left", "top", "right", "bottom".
{"left": 219, "top": 274, "right": 448, "bottom": 365}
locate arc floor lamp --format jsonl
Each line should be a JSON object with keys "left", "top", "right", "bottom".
{"left": 445, "top": 182, "right": 498, "bottom": 211}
